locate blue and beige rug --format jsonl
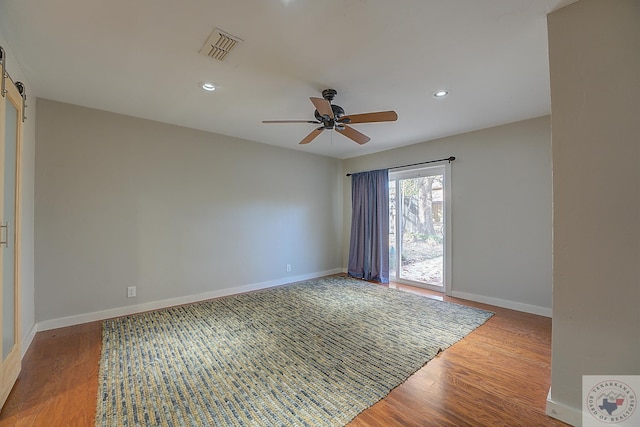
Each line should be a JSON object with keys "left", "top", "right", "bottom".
{"left": 95, "top": 276, "right": 493, "bottom": 426}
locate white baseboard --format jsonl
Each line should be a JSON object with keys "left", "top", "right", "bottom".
{"left": 21, "top": 324, "right": 37, "bottom": 359}
{"left": 545, "top": 388, "right": 581, "bottom": 426}
{"left": 36, "top": 269, "right": 343, "bottom": 332}
{"left": 450, "top": 290, "right": 552, "bottom": 317}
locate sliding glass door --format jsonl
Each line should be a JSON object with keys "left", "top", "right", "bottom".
{"left": 389, "top": 165, "right": 449, "bottom": 292}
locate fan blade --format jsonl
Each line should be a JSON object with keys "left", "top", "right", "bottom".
{"left": 262, "top": 120, "right": 320, "bottom": 124}
{"left": 310, "top": 97, "right": 334, "bottom": 119}
{"left": 299, "top": 127, "right": 324, "bottom": 145}
{"left": 339, "top": 110, "right": 398, "bottom": 124}
{"left": 336, "top": 125, "right": 370, "bottom": 145}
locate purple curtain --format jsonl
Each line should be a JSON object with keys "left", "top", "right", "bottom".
{"left": 348, "top": 169, "right": 389, "bottom": 283}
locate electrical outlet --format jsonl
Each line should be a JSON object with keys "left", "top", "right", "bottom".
{"left": 286, "top": 264, "right": 291, "bottom": 272}
{"left": 127, "top": 286, "right": 137, "bottom": 298}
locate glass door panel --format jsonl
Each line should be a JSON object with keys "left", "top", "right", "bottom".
{"left": 389, "top": 167, "right": 446, "bottom": 290}
{"left": 398, "top": 175, "right": 443, "bottom": 286}
{"left": 2, "top": 99, "right": 17, "bottom": 360}
{"left": 0, "top": 76, "right": 23, "bottom": 410}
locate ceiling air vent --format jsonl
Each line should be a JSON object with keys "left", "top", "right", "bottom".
{"left": 199, "top": 28, "right": 243, "bottom": 61}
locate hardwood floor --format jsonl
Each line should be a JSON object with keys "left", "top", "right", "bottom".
{"left": 349, "top": 283, "right": 568, "bottom": 426}
{"left": 0, "top": 282, "right": 568, "bottom": 426}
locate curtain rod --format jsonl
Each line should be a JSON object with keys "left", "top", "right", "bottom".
{"left": 345, "top": 156, "right": 455, "bottom": 177}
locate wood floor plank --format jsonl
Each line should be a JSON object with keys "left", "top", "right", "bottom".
{"left": 0, "top": 322, "right": 102, "bottom": 427}
{"left": 0, "top": 283, "right": 568, "bottom": 426}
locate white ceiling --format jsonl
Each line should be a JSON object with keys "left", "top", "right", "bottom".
{"left": 0, "top": 0, "right": 576, "bottom": 159}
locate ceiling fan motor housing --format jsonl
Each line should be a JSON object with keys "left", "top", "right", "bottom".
{"left": 314, "top": 104, "right": 345, "bottom": 128}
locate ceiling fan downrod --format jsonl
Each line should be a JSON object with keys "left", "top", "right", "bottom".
{"left": 315, "top": 89, "right": 345, "bottom": 129}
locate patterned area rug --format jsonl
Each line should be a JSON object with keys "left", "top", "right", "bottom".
{"left": 96, "top": 276, "right": 493, "bottom": 426}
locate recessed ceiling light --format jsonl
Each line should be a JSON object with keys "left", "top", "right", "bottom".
{"left": 202, "top": 82, "right": 216, "bottom": 92}
{"left": 433, "top": 90, "right": 449, "bottom": 98}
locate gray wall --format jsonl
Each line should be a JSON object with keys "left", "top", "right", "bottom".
{"left": 35, "top": 99, "right": 343, "bottom": 323}
{"left": 34, "top": 101, "right": 554, "bottom": 324}
{"left": 342, "top": 116, "right": 552, "bottom": 314}
{"left": 0, "top": 31, "right": 36, "bottom": 352}
{"left": 547, "top": 0, "right": 640, "bottom": 420}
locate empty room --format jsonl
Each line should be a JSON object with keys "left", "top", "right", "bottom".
{"left": 0, "top": 0, "right": 637, "bottom": 426}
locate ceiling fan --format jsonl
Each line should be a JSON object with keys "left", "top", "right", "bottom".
{"left": 262, "top": 89, "right": 398, "bottom": 145}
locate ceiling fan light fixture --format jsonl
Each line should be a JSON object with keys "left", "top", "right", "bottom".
{"left": 433, "top": 90, "right": 449, "bottom": 98}
{"left": 202, "top": 82, "right": 216, "bottom": 92}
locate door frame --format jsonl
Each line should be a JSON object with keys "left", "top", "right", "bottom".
{"left": 389, "top": 162, "right": 452, "bottom": 295}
